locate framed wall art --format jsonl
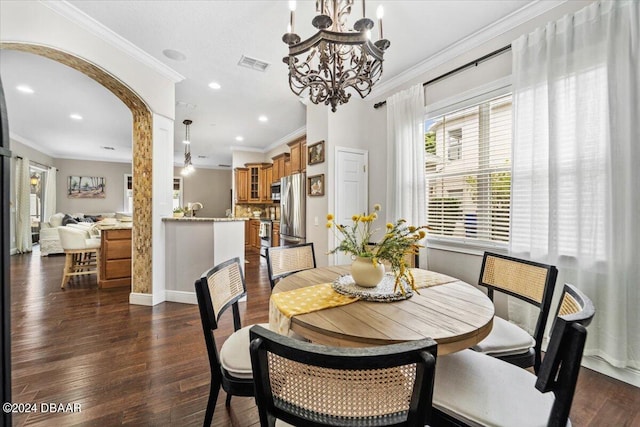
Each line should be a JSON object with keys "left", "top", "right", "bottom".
{"left": 67, "top": 176, "right": 106, "bottom": 199}
{"left": 308, "top": 174, "right": 324, "bottom": 197}
{"left": 307, "top": 140, "right": 325, "bottom": 165}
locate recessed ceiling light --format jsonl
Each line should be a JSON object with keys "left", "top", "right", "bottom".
{"left": 163, "top": 49, "right": 187, "bottom": 61}
{"left": 258, "top": 115, "right": 268, "bottom": 122}
{"left": 235, "top": 136, "right": 244, "bottom": 142}
{"left": 70, "top": 114, "right": 83, "bottom": 120}
{"left": 208, "top": 82, "right": 221, "bottom": 90}
{"left": 16, "top": 85, "right": 34, "bottom": 94}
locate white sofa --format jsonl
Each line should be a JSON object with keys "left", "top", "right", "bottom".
{"left": 39, "top": 212, "right": 122, "bottom": 256}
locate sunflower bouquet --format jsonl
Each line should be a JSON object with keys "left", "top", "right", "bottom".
{"left": 326, "top": 204, "right": 428, "bottom": 293}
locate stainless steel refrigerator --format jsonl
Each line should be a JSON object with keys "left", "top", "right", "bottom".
{"left": 280, "top": 172, "right": 306, "bottom": 246}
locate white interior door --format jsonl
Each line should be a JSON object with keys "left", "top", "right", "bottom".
{"left": 334, "top": 148, "right": 368, "bottom": 265}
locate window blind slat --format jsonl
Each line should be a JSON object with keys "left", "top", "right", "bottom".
{"left": 425, "top": 94, "right": 512, "bottom": 244}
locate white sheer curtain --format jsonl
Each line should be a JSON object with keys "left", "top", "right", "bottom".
{"left": 510, "top": 0, "right": 639, "bottom": 369}
{"left": 43, "top": 166, "right": 56, "bottom": 223}
{"left": 15, "top": 157, "right": 32, "bottom": 253}
{"left": 385, "top": 84, "right": 426, "bottom": 227}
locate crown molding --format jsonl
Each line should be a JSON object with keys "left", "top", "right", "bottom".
{"left": 10, "top": 132, "right": 57, "bottom": 157}
{"left": 230, "top": 146, "right": 264, "bottom": 154}
{"left": 41, "top": 0, "right": 184, "bottom": 83}
{"left": 370, "top": 0, "right": 567, "bottom": 101}
{"left": 264, "top": 126, "right": 307, "bottom": 152}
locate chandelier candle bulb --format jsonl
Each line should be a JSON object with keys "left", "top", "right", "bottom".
{"left": 377, "top": 5, "right": 384, "bottom": 39}
{"left": 289, "top": 1, "right": 296, "bottom": 33}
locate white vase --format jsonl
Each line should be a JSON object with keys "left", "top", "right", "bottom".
{"left": 351, "top": 256, "right": 385, "bottom": 288}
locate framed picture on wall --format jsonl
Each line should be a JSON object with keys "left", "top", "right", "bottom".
{"left": 67, "top": 176, "right": 106, "bottom": 199}
{"left": 308, "top": 174, "right": 324, "bottom": 197}
{"left": 307, "top": 140, "right": 325, "bottom": 165}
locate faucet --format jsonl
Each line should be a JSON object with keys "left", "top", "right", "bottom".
{"left": 187, "top": 202, "right": 203, "bottom": 217}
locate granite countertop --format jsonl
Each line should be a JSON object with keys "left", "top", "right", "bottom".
{"left": 162, "top": 217, "right": 248, "bottom": 222}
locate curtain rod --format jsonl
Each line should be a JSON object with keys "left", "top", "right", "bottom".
{"left": 373, "top": 44, "right": 512, "bottom": 109}
{"left": 14, "top": 156, "right": 58, "bottom": 171}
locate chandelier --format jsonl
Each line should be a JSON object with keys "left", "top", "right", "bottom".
{"left": 181, "top": 119, "right": 194, "bottom": 176}
{"left": 282, "top": 0, "right": 390, "bottom": 112}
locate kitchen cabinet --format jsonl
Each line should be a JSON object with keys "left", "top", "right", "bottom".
{"left": 234, "top": 168, "right": 248, "bottom": 203}
{"left": 99, "top": 228, "right": 132, "bottom": 288}
{"left": 272, "top": 222, "right": 280, "bottom": 247}
{"left": 244, "top": 219, "right": 250, "bottom": 246}
{"left": 287, "top": 136, "right": 306, "bottom": 174}
{"left": 284, "top": 157, "right": 291, "bottom": 177}
{"left": 249, "top": 219, "right": 260, "bottom": 249}
{"left": 301, "top": 140, "right": 307, "bottom": 172}
{"left": 247, "top": 163, "right": 261, "bottom": 202}
{"left": 272, "top": 153, "right": 290, "bottom": 184}
{"left": 245, "top": 163, "right": 270, "bottom": 203}
{"left": 261, "top": 165, "right": 273, "bottom": 202}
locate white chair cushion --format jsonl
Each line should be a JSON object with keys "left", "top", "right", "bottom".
{"left": 472, "top": 316, "right": 535, "bottom": 356}
{"left": 84, "top": 238, "right": 101, "bottom": 250}
{"left": 433, "top": 349, "right": 568, "bottom": 427}
{"left": 219, "top": 323, "right": 269, "bottom": 380}
{"left": 49, "top": 213, "right": 65, "bottom": 227}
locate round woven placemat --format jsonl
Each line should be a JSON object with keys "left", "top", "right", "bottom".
{"left": 332, "top": 273, "right": 413, "bottom": 302}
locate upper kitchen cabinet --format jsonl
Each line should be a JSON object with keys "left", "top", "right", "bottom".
{"left": 261, "top": 164, "right": 273, "bottom": 202}
{"left": 272, "top": 153, "right": 290, "bottom": 184}
{"left": 234, "top": 168, "right": 248, "bottom": 203}
{"left": 287, "top": 136, "right": 306, "bottom": 174}
{"left": 245, "top": 162, "right": 271, "bottom": 203}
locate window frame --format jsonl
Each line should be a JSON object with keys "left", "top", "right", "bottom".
{"left": 424, "top": 77, "right": 512, "bottom": 255}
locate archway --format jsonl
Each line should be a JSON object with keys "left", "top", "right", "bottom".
{"left": 1, "top": 42, "right": 154, "bottom": 293}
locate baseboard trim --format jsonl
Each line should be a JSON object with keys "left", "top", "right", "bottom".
{"left": 129, "top": 292, "right": 154, "bottom": 306}
{"left": 165, "top": 290, "right": 197, "bottom": 305}
{"left": 582, "top": 355, "right": 640, "bottom": 388}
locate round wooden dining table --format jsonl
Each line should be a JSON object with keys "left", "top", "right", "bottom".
{"left": 272, "top": 266, "right": 495, "bottom": 355}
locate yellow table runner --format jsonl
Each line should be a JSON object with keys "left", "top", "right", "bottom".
{"left": 269, "top": 283, "right": 358, "bottom": 336}
{"left": 412, "top": 269, "right": 458, "bottom": 289}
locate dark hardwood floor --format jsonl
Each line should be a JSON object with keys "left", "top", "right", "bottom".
{"left": 8, "top": 247, "right": 640, "bottom": 426}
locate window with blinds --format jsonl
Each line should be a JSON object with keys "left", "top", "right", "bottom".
{"left": 425, "top": 94, "right": 512, "bottom": 246}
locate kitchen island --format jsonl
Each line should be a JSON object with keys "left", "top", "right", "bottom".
{"left": 163, "top": 217, "right": 247, "bottom": 304}
{"left": 96, "top": 221, "right": 132, "bottom": 289}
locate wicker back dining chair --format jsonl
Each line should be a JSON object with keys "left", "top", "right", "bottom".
{"left": 266, "top": 243, "right": 316, "bottom": 289}
{"left": 472, "top": 252, "right": 558, "bottom": 373}
{"left": 433, "top": 283, "right": 595, "bottom": 427}
{"left": 249, "top": 325, "right": 437, "bottom": 427}
{"left": 194, "top": 257, "right": 268, "bottom": 426}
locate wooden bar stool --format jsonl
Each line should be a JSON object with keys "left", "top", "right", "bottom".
{"left": 59, "top": 226, "right": 101, "bottom": 289}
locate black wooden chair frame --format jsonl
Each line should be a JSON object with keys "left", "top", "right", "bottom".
{"left": 194, "top": 257, "right": 255, "bottom": 426}
{"left": 249, "top": 325, "right": 437, "bottom": 427}
{"left": 478, "top": 252, "right": 558, "bottom": 372}
{"left": 433, "top": 283, "right": 595, "bottom": 427}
